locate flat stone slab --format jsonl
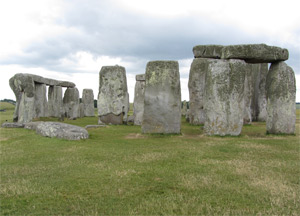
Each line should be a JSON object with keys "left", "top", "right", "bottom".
{"left": 193, "top": 44, "right": 289, "bottom": 63}
{"left": 24, "top": 121, "right": 43, "bottom": 130}
{"left": 36, "top": 122, "right": 89, "bottom": 140}
{"left": 1, "top": 122, "right": 24, "bottom": 128}
{"left": 85, "top": 125, "right": 106, "bottom": 129}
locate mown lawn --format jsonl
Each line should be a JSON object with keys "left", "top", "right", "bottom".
{"left": 0, "top": 102, "right": 299, "bottom": 215}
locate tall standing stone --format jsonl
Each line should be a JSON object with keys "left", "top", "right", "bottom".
{"left": 48, "top": 86, "right": 63, "bottom": 117}
{"left": 243, "top": 66, "right": 253, "bottom": 124}
{"left": 82, "top": 89, "right": 94, "bottom": 117}
{"left": 133, "top": 74, "right": 145, "bottom": 125}
{"left": 142, "top": 61, "right": 181, "bottom": 134}
{"left": 181, "top": 100, "right": 187, "bottom": 116}
{"left": 266, "top": 62, "right": 296, "bottom": 134}
{"left": 97, "top": 65, "right": 129, "bottom": 124}
{"left": 9, "top": 74, "right": 35, "bottom": 123}
{"left": 188, "top": 58, "right": 208, "bottom": 125}
{"left": 34, "top": 84, "right": 48, "bottom": 118}
{"left": 204, "top": 59, "right": 247, "bottom": 136}
{"left": 251, "top": 63, "right": 269, "bottom": 121}
{"left": 63, "top": 87, "right": 80, "bottom": 119}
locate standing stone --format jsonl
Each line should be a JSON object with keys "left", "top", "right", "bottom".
{"left": 243, "top": 66, "right": 253, "bottom": 124}
{"left": 79, "top": 103, "right": 85, "bottom": 118}
{"left": 63, "top": 87, "right": 80, "bottom": 119}
{"left": 181, "top": 100, "right": 187, "bottom": 116}
{"left": 97, "top": 65, "right": 129, "bottom": 124}
{"left": 48, "top": 86, "right": 63, "bottom": 118}
{"left": 9, "top": 74, "right": 35, "bottom": 123}
{"left": 188, "top": 58, "right": 208, "bottom": 125}
{"left": 133, "top": 74, "right": 145, "bottom": 125}
{"left": 204, "top": 59, "right": 247, "bottom": 136}
{"left": 266, "top": 62, "right": 296, "bottom": 134}
{"left": 34, "top": 84, "right": 48, "bottom": 118}
{"left": 251, "top": 63, "right": 269, "bottom": 121}
{"left": 82, "top": 89, "right": 94, "bottom": 117}
{"left": 142, "top": 61, "right": 181, "bottom": 134}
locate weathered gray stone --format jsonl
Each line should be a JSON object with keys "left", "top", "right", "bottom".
{"left": 142, "top": 61, "right": 181, "bottom": 134}
{"left": 181, "top": 100, "right": 187, "bottom": 116}
{"left": 1, "top": 122, "right": 24, "bottom": 128}
{"left": 24, "top": 121, "right": 43, "bottom": 130}
{"left": 204, "top": 59, "right": 247, "bottom": 136}
{"left": 25, "top": 73, "right": 75, "bottom": 87}
{"left": 188, "top": 58, "right": 208, "bottom": 125}
{"left": 127, "top": 115, "right": 134, "bottom": 123}
{"left": 34, "top": 84, "right": 48, "bottom": 118}
{"left": 97, "top": 65, "right": 129, "bottom": 124}
{"left": 266, "top": 62, "right": 296, "bottom": 134}
{"left": 48, "top": 86, "right": 63, "bottom": 117}
{"left": 133, "top": 74, "right": 145, "bottom": 125}
{"left": 243, "top": 65, "right": 253, "bottom": 124}
{"left": 9, "top": 74, "right": 35, "bottom": 123}
{"left": 193, "top": 45, "right": 224, "bottom": 59}
{"left": 79, "top": 103, "right": 85, "bottom": 118}
{"left": 85, "top": 125, "right": 106, "bottom": 129}
{"left": 251, "top": 63, "right": 269, "bottom": 121}
{"left": 221, "top": 44, "right": 289, "bottom": 63}
{"left": 36, "top": 122, "right": 89, "bottom": 140}
{"left": 82, "top": 89, "right": 94, "bottom": 117}
{"left": 63, "top": 87, "right": 80, "bottom": 119}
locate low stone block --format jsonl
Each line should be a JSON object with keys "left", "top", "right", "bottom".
{"left": 1, "top": 122, "right": 25, "bottom": 128}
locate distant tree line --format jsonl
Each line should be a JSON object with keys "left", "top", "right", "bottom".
{"left": 0, "top": 99, "right": 16, "bottom": 105}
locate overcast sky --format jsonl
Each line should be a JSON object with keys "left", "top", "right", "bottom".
{"left": 0, "top": 0, "right": 299, "bottom": 102}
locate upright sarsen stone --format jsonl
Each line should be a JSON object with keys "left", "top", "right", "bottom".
{"left": 97, "top": 65, "right": 129, "bottom": 124}
{"left": 34, "top": 84, "right": 48, "bottom": 118}
{"left": 63, "top": 87, "right": 80, "bottom": 119}
{"left": 266, "top": 62, "right": 296, "bottom": 134}
{"left": 142, "top": 61, "right": 181, "bottom": 134}
{"left": 48, "top": 86, "right": 63, "bottom": 117}
{"left": 133, "top": 74, "right": 145, "bottom": 125}
{"left": 82, "top": 89, "right": 94, "bottom": 117}
{"left": 188, "top": 58, "right": 208, "bottom": 125}
{"left": 204, "top": 59, "right": 247, "bottom": 136}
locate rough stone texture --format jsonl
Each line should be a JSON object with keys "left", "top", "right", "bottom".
{"left": 204, "top": 59, "right": 247, "bottom": 136}
{"left": 193, "top": 45, "right": 224, "bottom": 58}
{"left": 266, "top": 62, "right": 296, "bottom": 134}
{"left": 127, "top": 115, "right": 134, "bottom": 123}
{"left": 251, "top": 63, "right": 269, "bottom": 121}
{"left": 133, "top": 74, "right": 145, "bottom": 125}
{"left": 142, "top": 61, "right": 181, "bottom": 134}
{"left": 48, "top": 86, "right": 63, "bottom": 117}
{"left": 34, "top": 84, "right": 48, "bottom": 118}
{"left": 24, "top": 121, "right": 43, "bottom": 130}
{"left": 63, "top": 87, "right": 80, "bottom": 119}
{"left": 23, "top": 73, "right": 75, "bottom": 87}
{"left": 1, "top": 122, "right": 24, "bottom": 128}
{"left": 221, "top": 44, "right": 289, "bottom": 63}
{"left": 97, "top": 65, "right": 129, "bottom": 124}
{"left": 243, "top": 65, "right": 253, "bottom": 124}
{"left": 181, "top": 100, "right": 187, "bottom": 116}
{"left": 188, "top": 58, "right": 208, "bottom": 125}
{"left": 82, "top": 89, "right": 94, "bottom": 117}
{"left": 36, "top": 122, "right": 89, "bottom": 140}
{"left": 9, "top": 74, "right": 35, "bottom": 123}
{"left": 79, "top": 103, "right": 85, "bottom": 118}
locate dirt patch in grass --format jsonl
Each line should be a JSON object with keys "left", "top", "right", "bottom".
{"left": 0, "top": 137, "right": 9, "bottom": 141}
{"left": 125, "top": 133, "right": 145, "bottom": 139}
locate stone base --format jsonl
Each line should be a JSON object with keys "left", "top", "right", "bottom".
{"left": 99, "top": 113, "right": 123, "bottom": 125}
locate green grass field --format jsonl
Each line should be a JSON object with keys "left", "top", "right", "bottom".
{"left": 0, "top": 102, "right": 299, "bottom": 215}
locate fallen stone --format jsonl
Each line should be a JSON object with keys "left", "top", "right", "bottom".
{"left": 221, "top": 44, "right": 289, "bottom": 63}
{"left": 36, "top": 122, "right": 89, "bottom": 140}
{"left": 142, "top": 61, "right": 181, "bottom": 134}
{"left": 85, "top": 125, "right": 106, "bottom": 129}
{"left": 24, "top": 121, "right": 43, "bottom": 130}
{"left": 266, "top": 62, "right": 296, "bottom": 134}
{"left": 82, "top": 89, "right": 94, "bottom": 117}
{"left": 97, "top": 65, "right": 129, "bottom": 124}
{"left": 204, "top": 59, "right": 247, "bottom": 136}
{"left": 193, "top": 45, "right": 224, "bottom": 59}
{"left": 188, "top": 58, "right": 208, "bottom": 125}
{"left": 133, "top": 74, "right": 145, "bottom": 125}
{"left": 1, "top": 122, "right": 24, "bottom": 128}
